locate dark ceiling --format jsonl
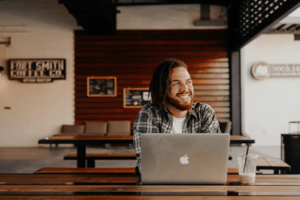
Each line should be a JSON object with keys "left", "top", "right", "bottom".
{"left": 59, "top": 0, "right": 300, "bottom": 50}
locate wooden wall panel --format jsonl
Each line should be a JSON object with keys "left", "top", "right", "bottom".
{"left": 75, "top": 30, "right": 230, "bottom": 127}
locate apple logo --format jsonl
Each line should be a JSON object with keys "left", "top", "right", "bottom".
{"left": 180, "top": 154, "right": 189, "bottom": 164}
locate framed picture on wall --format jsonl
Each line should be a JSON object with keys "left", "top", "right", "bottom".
{"left": 123, "top": 88, "right": 151, "bottom": 108}
{"left": 87, "top": 77, "right": 117, "bottom": 97}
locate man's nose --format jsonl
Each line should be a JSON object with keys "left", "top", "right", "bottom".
{"left": 180, "top": 83, "right": 189, "bottom": 92}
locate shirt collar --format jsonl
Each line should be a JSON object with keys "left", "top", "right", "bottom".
{"left": 158, "top": 103, "right": 198, "bottom": 118}
{"left": 189, "top": 103, "right": 198, "bottom": 118}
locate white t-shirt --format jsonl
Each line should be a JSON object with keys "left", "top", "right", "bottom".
{"left": 170, "top": 116, "right": 186, "bottom": 134}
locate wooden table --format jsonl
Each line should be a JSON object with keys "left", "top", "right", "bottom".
{"left": 0, "top": 174, "right": 300, "bottom": 199}
{"left": 38, "top": 135, "right": 255, "bottom": 168}
{"left": 39, "top": 136, "right": 133, "bottom": 168}
{"left": 1, "top": 174, "right": 299, "bottom": 185}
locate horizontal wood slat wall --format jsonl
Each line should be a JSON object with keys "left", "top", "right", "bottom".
{"left": 75, "top": 30, "right": 230, "bottom": 128}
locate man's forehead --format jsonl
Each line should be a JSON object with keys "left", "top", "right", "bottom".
{"left": 170, "top": 67, "right": 191, "bottom": 80}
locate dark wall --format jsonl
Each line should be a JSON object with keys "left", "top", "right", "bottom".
{"left": 75, "top": 30, "right": 230, "bottom": 126}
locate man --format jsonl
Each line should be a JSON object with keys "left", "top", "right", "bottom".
{"left": 133, "top": 58, "right": 221, "bottom": 173}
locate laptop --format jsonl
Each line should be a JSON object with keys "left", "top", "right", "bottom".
{"left": 141, "top": 133, "right": 230, "bottom": 184}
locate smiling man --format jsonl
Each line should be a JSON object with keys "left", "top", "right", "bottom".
{"left": 133, "top": 58, "right": 221, "bottom": 173}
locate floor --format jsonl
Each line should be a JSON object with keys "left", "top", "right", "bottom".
{"left": 0, "top": 145, "right": 281, "bottom": 174}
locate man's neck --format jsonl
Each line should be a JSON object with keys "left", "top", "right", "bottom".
{"left": 165, "top": 103, "right": 188, "bottom": 118}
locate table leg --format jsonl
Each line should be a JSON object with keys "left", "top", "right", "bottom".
{"left": 77, "top": 143, "right": 86, "bottom": 168}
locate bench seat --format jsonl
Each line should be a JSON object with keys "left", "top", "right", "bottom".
{"left": 64, "top": 154, "right": 136, "bottom": 167}
{"left": 257, "top": 157, "right": 290, "bottom": 174}
{"left": 34, "top": 167, "right": 136, "bottom": 174}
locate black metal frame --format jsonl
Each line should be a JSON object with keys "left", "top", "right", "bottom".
{"left": 227, "top": 0, "right": 300, "bottom": 136}
{"left": 228, "top": 0, "right": 300, "bottom": 51}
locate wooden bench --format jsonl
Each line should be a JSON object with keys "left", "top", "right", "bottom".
{"left": 34, "top": 167, "right": 261, "bottom": 175}
{"left": 34, "top": 167, "right": 136, "bottom": 174}
{"left": 0, "top": 174, "right": 139, "bottom": 185}
{"left": 64, "top": 153, "right": 136, "bottom": 167}
{"left": 257, "top": 157, "right": 290, "bottom": 174}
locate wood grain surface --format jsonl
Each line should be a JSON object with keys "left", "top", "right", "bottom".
{"left": 1, "top": 196, "right": 300, "bottom": 200}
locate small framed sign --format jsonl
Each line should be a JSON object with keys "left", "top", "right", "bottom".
{"left": 87, "top": 77, "right": 117, "bottom": 97}
{"left": 123, "top": 88, "right": 151, "bottom": 108}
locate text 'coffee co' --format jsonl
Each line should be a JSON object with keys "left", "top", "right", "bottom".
{"left": 9, "top": 59, "right": 66, "bottom": 83}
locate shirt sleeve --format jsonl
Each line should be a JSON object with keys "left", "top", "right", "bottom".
{"left": 133, "top": 105, "right": 159, "bottom": 173}
{"left": 200, "top": 104, "right": 221, "bottom": 133}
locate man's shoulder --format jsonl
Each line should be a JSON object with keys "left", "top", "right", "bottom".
{"left": 192, "top": 101, "right": 214, "bottom": 111}
{"left": 139, "top": 103, "right": 160, "bottom": 114}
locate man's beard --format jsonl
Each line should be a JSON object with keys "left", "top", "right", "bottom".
{"left": 166, "top": 91, "right": 194, "bottom": 111}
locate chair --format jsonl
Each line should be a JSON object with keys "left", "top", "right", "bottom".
{"left": 106, "top": 121, "right": 132, "bottom": 148}
{"left": 107, "top": 121, "right": 131, "bottom": 135}
{"left": 84, "top": 121, "right": 107, "bottom": 135}
{"left": 61, "top": 124, "right": 85, "bottom": 135}
{"left": 219, "top": 121, "right": 232, "bottom": 134}
{"left": 51, "top": 124, "right": 85, "bottom": 148}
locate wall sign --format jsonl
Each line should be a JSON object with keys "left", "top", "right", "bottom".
{"left": 9, "top": 59, "right": 66, "bottom": 83}
{"left": 252, "top": 62, "right": 300, "bottom": 80}
{"left": 87, "top": 76, "right": 117, "bottom": 97}
{"left": 123, "top": 88, "right": 151, "bottom": 108}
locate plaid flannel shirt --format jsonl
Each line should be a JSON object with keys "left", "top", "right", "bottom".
{"left": 133, "top": 101, "right": 221, "bottom": 173}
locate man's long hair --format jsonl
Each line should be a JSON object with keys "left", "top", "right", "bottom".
{"left": 149, "top": 58, "right": 187, "bottom": 110}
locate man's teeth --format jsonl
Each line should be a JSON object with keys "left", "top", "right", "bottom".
{"left": 178, "top": 95, "right": 189, "bottom": 99}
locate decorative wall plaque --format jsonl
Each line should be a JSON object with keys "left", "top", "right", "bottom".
{"left": 123, "top": 88, "right": 151, "bottom": 108}
{"left": 87, "top": 76, "right": 117, "bottom": 97}
{"left": 9, "top": 59, "right": 66, "bottom": 83}
{"left": 252, "top": 62, "right": 300, "bottom": 80}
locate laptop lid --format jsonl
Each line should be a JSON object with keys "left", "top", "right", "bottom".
{"left": 141, "top": 133, "right": 230, "bottom": 184}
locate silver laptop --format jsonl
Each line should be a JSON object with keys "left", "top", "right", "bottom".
{"left": 141, "top": 133, "right": 230, "bottom": 184}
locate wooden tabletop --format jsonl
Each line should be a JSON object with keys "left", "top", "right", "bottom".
{"left": 38, "top": 135, "right": 254, "bottom": 144}
{"left": 1, "top": 174, "right": 300, "bottom": 198}
{"left": 0, "top": 185, "right": 300, "bottom": 196}
{"left": 229, "top": 135, "right": 254, "bottom": 144}
{"left": 0, "top": 196, "right": 299, "bottom": 200}
{"left": 1, "top": 174, "right": 299, "bottom": 185}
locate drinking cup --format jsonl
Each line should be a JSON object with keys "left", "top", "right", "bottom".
{"left": 237, "top": 154, "right": 258, "bottom": 185}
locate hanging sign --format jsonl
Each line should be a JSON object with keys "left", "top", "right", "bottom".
{"left": 9, "top": 59, "right": 66, "bottom": 83}
{"left": 123, "top": 88, "right": 151, "bottom": 108}
{"left": 252, "top": 62, "right": 300, "bottom": 80}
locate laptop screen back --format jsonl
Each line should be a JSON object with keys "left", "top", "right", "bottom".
{"left": 141, "top": 133, "right": 230, "bottom": 184}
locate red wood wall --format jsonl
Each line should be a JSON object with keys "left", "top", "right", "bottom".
{"left": 75, "top": 30, "right": 230, "bottom": 126}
